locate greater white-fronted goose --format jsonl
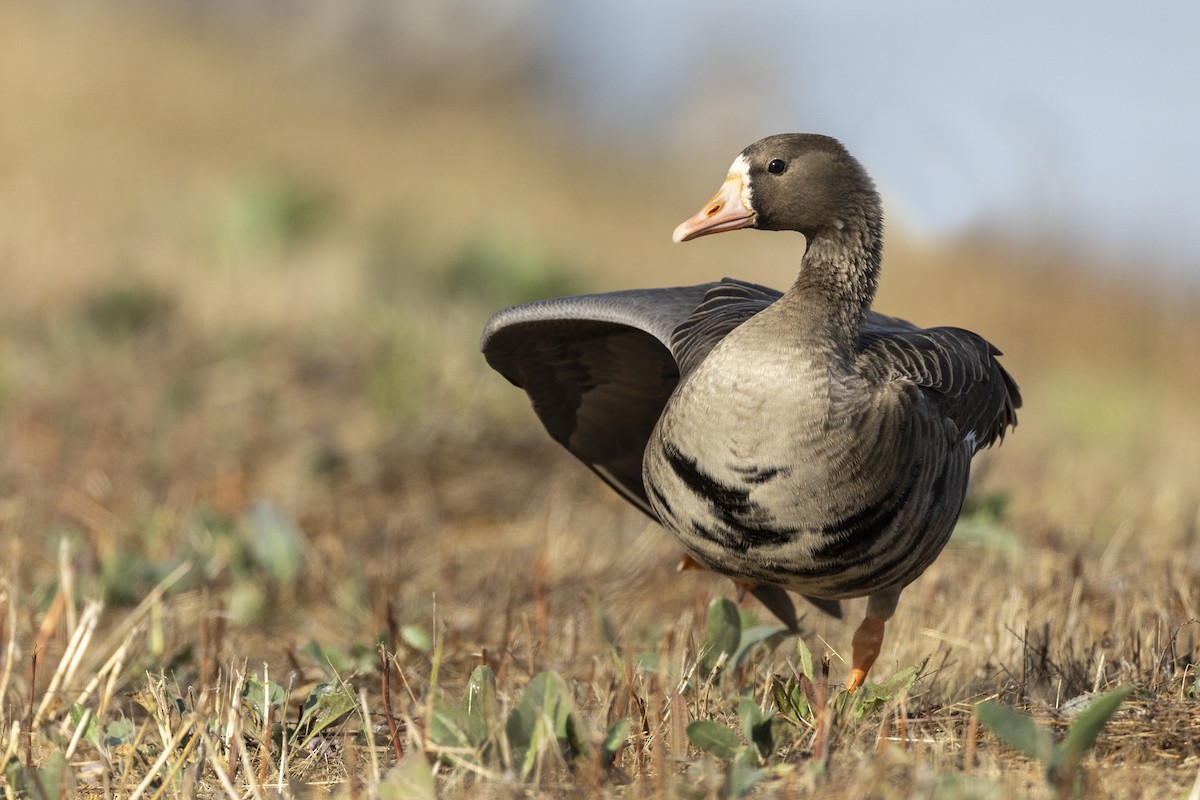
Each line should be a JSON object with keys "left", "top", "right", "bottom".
{"left": 481, "top": 134, "right": 1020, "bottom": 689}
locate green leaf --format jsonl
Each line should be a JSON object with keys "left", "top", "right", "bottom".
{"left": 729, "top": 625, "right": 789, "bottom": 671}
{"left": 462, "top": 665, "right": 497, "bottom": 714}
{"left": 226, "top": 582, "right": 267, "bottom": 624}
{"left": 728, "top": 749, "right": 766, "bottom": 798}
{"left": 737, "top": 699, "right": 774, "bottom": 761}
{"left": 295, "top": 682, "right": 357, "bottom": 747}
{"left": 245, "top": 501, "right": 306, "bottom": 586}
{"left": 700, "top": 597, "right": 742, "bottom": 677}
{"left": 633, "top": 651, "right": 678, "bottom": 676}
{"left": 7, "top": 750, "right": 74, "bottom": 800}
{"left": 770, "top": 675, "right": 811, "bottom": 724}
{"left": 428, "top": 697, "right": 477, "bottom": 765}
{"left": 1052, "top": 686, "right": 1131, "bottom": 776}
{"left": 40, "top": 750, "right": 73, "bottom": 800}
{"left": 795, "top": 637, "right": 815, "bottom": 681}
{"left": 241, "top": 674, "right": 286, "bottom": 725}
{"left": 68, "top": 704, "right": 100, "bottom": 749}
{"left": 378, "top": 752, "right": 437, "bottom": 800}
{"left": 974, "top": 701, "right": 1056, "bottom": 766}
{"left": 400, "top": 625, "right": 432, "bottom": 652}
{"left": 298, "top": 640, "right": 350, "bottom": 678}
{"left": 505, "top": 671, "right": 585, "bottom": 778}
{"left": 462, "top": 665, "right": 499, "bottom": 747}
{"left": 852, "top": 663, "right": 923, "bottom": 718}
{"left": 686, "top": 720, "right": 739, "bottom": 760}
{"left": 103, "top": 718, "right": 136, "bottom": 748}
{"left": 602, "top": 719, "right": 631, "bottom": 764}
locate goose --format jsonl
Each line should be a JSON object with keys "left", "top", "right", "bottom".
{"left": 481, "top": 134, "right": 1020, "bottom": 689}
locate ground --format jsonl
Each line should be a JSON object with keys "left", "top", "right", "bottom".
{"left": 0, "top": 4, "right": 1198, "bottom": 798}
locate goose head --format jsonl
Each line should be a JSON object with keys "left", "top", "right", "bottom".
{"left": 673, "top": 134, "right": 880, "bottom": 243}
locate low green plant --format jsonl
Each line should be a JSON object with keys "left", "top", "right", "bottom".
{"left": 685, "top": 704, "right": 775, "bottom": 798}
{"left": 240, "top": 671, "right": 358, "bottom": 754}
{"left": 377, "top": 752, "right": 438, "bottom": 800}
{"left": 975, "top": 685, "right": 1131, "bottom": 796}
{"left": 688, "top": 630, "right": 924, "bottom": 797}
{"left": 698, "top": 597, "right": 795, "bottom": 682}
{"left": 4, "top": 750, "right": 73, "bottom": 800}
{"left": 699, "top": 597, "right": 742, "bottom": 678}
{"left": 68, "top": 704, "right": 136, "bottom": 754}
{"left": 426, "top": 665, "right": 627, "bottom": 781}
{"left": 770, "top": 636, "right": 923, "bottom": 726}
{"left": 298, "top": 638, "right": 389, "bottom": 679}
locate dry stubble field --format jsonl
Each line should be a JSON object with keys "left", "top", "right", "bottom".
{"left": 1, "top": 4, "right": 1199, "bottom": 798}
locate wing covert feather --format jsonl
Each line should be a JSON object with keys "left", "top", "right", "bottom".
{"left": 857, "top": 324, "right": 1021, "bottom": 450}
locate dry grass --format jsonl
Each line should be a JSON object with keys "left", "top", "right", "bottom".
{"left": 0, "top": 3, "right": 1198, "bottom": 797}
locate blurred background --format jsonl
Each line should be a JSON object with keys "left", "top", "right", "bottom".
{"left": 1, "top": 0, "right": 1197, "bottom": 660}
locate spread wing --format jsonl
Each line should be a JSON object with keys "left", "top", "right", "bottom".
{"left": 856, "top": 323, "right": 1022, "bottom": 450}
{"left": 481, "top": 283, "right": 720, "bottom": 515}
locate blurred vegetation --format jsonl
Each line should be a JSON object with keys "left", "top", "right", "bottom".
{"left": 81, "top": 280, "right": 176, "bottom": 342}
{"left": 212, "top": 169, "right": 337, "bottom": 262}
{"left": 440, "top": 231, "right": 583, "bottom": 307}
{"left": 0, "top": 2, "right": 1196, "bottom": 797}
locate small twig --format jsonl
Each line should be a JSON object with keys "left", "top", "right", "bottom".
{"left": 146, "top": 717, "right": 203, "bottom": 800}
{"left": 391, "top": 652, "right": 419, "bottom": 707}
{"left": 118, "top": 720, "right": 152, "bottom": 797}
{"left": 0, "top": 722, "right": 20, "bottom": 775}
{"left": 225, "top": 670, "right": 246, "bottom": 784}
{"left": 200, "top": 728, "right": 242, "bottom": 800}
{"left": 97, "top": 638, "right": 130, "bottom": 721}
{"left": 258, "top": 665, "right": 271, "bottom": 789}
{"left": 345, "top": 727, "right": 360, "bottom": 800}
{"left": 875, "top": 708, "right": 889, "bottom": 753}
{"left": 238, "top": 715, "right": 268, "bottom": 800}
{"left": 199, "top": 592, "right": 211, "bottom": 692}
{"left": 58, "top": 538, "right": 77, "bottom": 638}
{"left": 380, "top": 645, "right": 404, "bottom": 762}
{"left": 277, "top": 671, "right": 295, "bottom": 788}
{"left": 126, "top": 714, "right": 195, "bottom": 800}
{"left": 57, "top": 633, "right": 131, "bottom": 742}
{"left": 0, "top": 584, "right": 16, "bottom": 730}
{"left": 360, "top": 688, "right": 380, "bottom": 790}
{"left": 25, "top": 648, "right": 36, "bottom": 770}
{"left": 964, "top": 711, "right": 978, "bottom": 775}
{"left": 33, "top": 601, "right": 100, "bottom": 726}
{"left": 811, "top": 653, "right": 831, "bottom": 765}
{"left": 63, "top": 704, "right": 91, "bottom": 760}
{"left": 421, "top": 743, "right": 505, "bottom": 781}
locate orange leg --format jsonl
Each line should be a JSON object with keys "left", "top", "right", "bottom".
{"left": 845, "top": 615, "right": 887, "bottom": 691}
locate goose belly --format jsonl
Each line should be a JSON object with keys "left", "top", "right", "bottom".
{"left": 642, "top": 362, "right": 968, "bottom": 600}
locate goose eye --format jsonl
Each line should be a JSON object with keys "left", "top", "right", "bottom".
{"left": 767, "top": 159, "right": 787, "bottom": 175}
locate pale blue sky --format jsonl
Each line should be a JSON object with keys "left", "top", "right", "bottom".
{"left": 532, "top": 1, "right": 1199, "bottom": 281}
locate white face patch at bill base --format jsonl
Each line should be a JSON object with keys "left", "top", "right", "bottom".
{"left": 729, "top": 153, "right": 754, "bottom": 211}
